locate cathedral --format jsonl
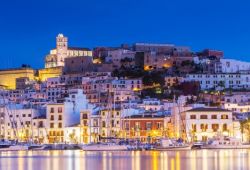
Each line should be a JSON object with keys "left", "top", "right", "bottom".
{"left": 45, "top": 34, "right": 92, "bottom": 68}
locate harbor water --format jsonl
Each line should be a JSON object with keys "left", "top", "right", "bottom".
{"left": 0, "top": 149, "right": 250, "bottom": 170}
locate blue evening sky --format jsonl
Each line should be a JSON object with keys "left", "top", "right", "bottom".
{"left": 0, "top": 0, "right": 250, "bottom": 69}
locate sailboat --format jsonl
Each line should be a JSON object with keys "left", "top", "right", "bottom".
{"left": 155, "top": 96, "right": 191, "bottom": 151}
{"left": 82, "top": 90, "right": 128, "bottom": 151}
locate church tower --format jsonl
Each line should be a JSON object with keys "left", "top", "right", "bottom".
{"left": 56, "top": 33, "right": 68, "bottom": 66}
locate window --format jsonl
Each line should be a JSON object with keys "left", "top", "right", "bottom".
{"left": 58, "top": 115, "right": 62, "bottom": 120}
{"left": 93, "top": 120, "right": 98, "bottom": 127}
{"left": 190, "top": 115, "right": 196, "bottom": 119}
{"left": 111, "top": 120, "right": 115, "bottom": 127}
{"left": 221, "top": 114, "right": 228, "bottom": 119}
{"left": 211, "top": 115, "right": 217, "bottom": 119}
{"left": 22, "top": 114, "right": 26, "bottom": 117}
{"left": 212, "top": 124, "right": 219, "bottom": 132}
{"left": 200, "top": 115, "right": 208, "bottom": 119}
{"left": 58, "top": 107, "right": 62, "bottom": 113}
{"left": 58, "top": 123, "right": 62, "bottom": 128}
{"left": 156, "top": 122, "right": 161, "bottom": 129}
{"left": 82, "top": 114, "right": 88, "bottom": 119}
{"left": 200, "top": 124, "right": 208, "bottom": 132}
{"left": 50, "top": 123, "right": 54, "bottom": 128}
{"left": 50, "top": 108, "right": 54, "bottom": 113}
{"left": 83, "top": 120, "right": 88, "bottom": 126}
{"left": 135, "top": 122, "right": 140, "bottom": 130}
{"left": 51, "top": 115, "right": 54, "bottom": 120}
{"left": 102, "top": 121, "right": 106, "bottom": 127}
{"left": 28, "top": 114, "right": 31, "bottom": 117}
{"left": 223, "top": 124, "right": 228, "bottom": 131}
{"left": 125, "top": 122, "right": 129, "bottom": 130}
{"left": 146, "top": 122, "right": 152, "bottom": 130}
{"left": 192, "top": 124, "right": 196, "bottom": 132}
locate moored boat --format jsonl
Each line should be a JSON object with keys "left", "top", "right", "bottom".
{"left": 82, "top": 142, "right": 128, "bottom": 151}
{"left": 0, "top": 144, "right": 29, "bottom": 151}
{"left": 201, "top": 136, "right": 250, "bottom": 149}
{"left": 154, "top": 138, "right": 191, "bottom": 151}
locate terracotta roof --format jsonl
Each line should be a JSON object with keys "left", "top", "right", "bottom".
{"left": 186, "top": 107, "right": 230, "bottom": 112}
{"left": 124, "top": 114, "right": 167, "bottom": 119}
{"left": 68, "top": 47, "right": 91, "bottom": 51}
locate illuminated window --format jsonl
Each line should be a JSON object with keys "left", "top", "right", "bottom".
{"left": 221, "top": 114, "right": 228, "bottom": 119}
{"left": 223, "top": 124, "right": 228, "bottom": 131}
{"left": 146, "top": 122, "right": 152, "bottom": 130}
{"left": 212, "top": 124, "right": 219, "bottom": 132}
{"left": 200, "top": 124, "right": 208, "bottom": 132}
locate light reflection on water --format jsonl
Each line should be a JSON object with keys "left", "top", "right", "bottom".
{"left": 0, "top": 150, "right": 249, "bottom": 170}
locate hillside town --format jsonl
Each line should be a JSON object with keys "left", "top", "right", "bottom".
{"left": 1, "top": 33, "right": 250, "bottom": 147}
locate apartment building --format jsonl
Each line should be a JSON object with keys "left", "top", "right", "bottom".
{"left": 181, "top": 107, "right": 234, "bottom": 142}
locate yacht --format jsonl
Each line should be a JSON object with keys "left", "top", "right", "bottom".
{"left": 154, "top": 138, "right": 191, "bottom": 151}
{"left": 201, "top": 136, "right": 250, "bottom": 149}
{"left": 0, "top": 144, "right": 29, "bottom": 151}
{"left": 82, "top": 142, "right": 128, "bottom": 151}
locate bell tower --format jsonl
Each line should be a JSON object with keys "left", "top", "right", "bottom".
{"left": 56, "top": 33, "right": 68, "bottom": 66}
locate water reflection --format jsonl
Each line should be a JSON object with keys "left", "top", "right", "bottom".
{"left": 0, "top": 150, "right": 250, "bottom": 170}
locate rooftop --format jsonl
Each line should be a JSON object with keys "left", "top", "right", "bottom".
{"left": 186, "top": 107, "right": 230, "bottom": 112}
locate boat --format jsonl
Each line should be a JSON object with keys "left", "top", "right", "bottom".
{"left": 191, "top": 141, "right": 206, "bottom": 149}
{"left": 82, "top": 142, "right": 128, "bottom": 151}
{"left": 0, "top": 144, "right": 29, "bottom": 151}
{"left": 201, "top": 136, "right": 250, "bottom": 149}
{"left": 154, "top": 138, "right": 191, "bottom": 151}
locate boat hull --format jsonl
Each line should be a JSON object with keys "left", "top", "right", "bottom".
{"left": 201, "top": 145, "right": 250, "bottom": 149}
{"left": 0, "top": 145, "right": 29, "bottom": 151}
{"left": 154, "top": 145, "right": 191, "bottom": 151}
{"left": 82, "top": 144, "right": 128, "bottom": 151}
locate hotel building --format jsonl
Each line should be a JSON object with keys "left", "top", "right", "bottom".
{"left": 181, "top": 107, "right": 234, "bottom": 142}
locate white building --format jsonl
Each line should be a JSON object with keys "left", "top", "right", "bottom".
{"left": 223, "top": 103, "right": 250, "bottom": 113}
{"left": 224, "top": 93, "right": 250, "bottom": 104}
{"left": 112, "top": 78, "right": 143, "bottom": 92}
{"left": 182, "top": 107, "right": 234, "bottom": 142}
{"left": 185, "top": 73, "right": 250, "bottom": 90}
{"left": 138, "top": 98, "right": 164, "bottom": 111}
{"left": 2, "top": 105, "right": 42, "bottom": 142}
{"left": 46, "top": 89, "right": 92, "bottom": 143}
{"left": 46, "top": 77, "right": 67, "bottom": 101}
{"left": 106, "top": 49, "right": 135, "bottom": 68}
{"left": 221, "top": 59, "right": 250, "bottom": 73}
{"left": 45, "top": 34, "right": 92, "bottom": 68}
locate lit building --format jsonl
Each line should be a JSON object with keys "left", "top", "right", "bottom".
{"left": 223, "top": 103, "right": 250, "bottom": 113}
{"left": 220, "top": 59, "right": 250, "bottom": 73}
{"left": 164, "top": 76, "right": 184, "bottom": 87}
{"left": 185, "top": 73, "right": 250, "bottom": 90}
{"left": 2, "top": 105, "right": 42, "bottom": 142}
{"left": 121, "top": 114, "right": 172, "bottom": 143}
{"left": 106, "top": 49, "right": 135, "bottom": 69}
{"left": 99, "top": 109, "right": 122, "bottom": 138}
{"left": 181, "top": 107, "right": 234, "bottom": 142}
{"left": 0, "top": 67, "right": 35, "bottom": 89}
{"left": 46, "top": 89, "right": 92, "bottom": 143}
{"left": 45, "top": 34, "right": 92, "bottom": 68}
{"left": 38, "top": 67, "right": 63, "bottom": 82}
